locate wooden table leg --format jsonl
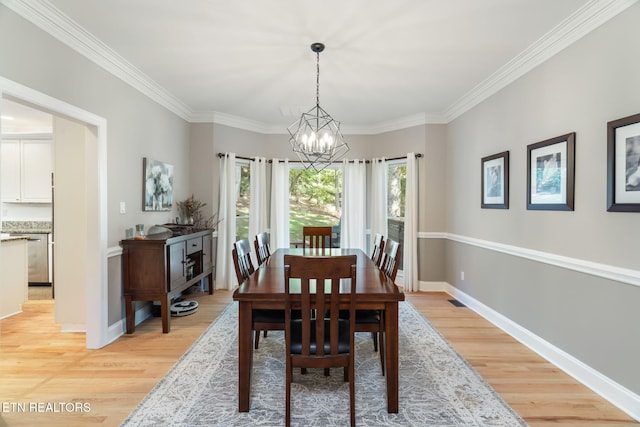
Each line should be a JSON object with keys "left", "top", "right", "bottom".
{"left": 238, "top": 301, "right": 253, "bottom": 412}
{"left": 385, "top": 302, "right": 399, "bottom": 413}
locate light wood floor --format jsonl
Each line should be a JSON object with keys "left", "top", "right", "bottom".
{"left": 0, "top": 290, "right": 636, "bottom": 426}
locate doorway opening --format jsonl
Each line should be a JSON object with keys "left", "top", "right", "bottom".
{"left": 1, "top": 77, "right": 108, "bottom": 349}
{"left": 1, "top": 98, "right": 54, "bottom": 301}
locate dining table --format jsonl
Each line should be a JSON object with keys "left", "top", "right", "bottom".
{"left": 232, "top": 247, "right": 406, "bottom": 413}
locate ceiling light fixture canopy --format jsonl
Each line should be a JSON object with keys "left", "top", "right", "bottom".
{"left": 288, "top": 42, "right": 349, "bottom": 171}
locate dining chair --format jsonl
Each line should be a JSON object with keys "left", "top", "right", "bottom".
{"left": 302, "top": 226, "right": 332, "bottom": 250}
{"left": 284, "top": 254, "right": 357, "bottom": 427}
{"left": 380, "top": 238, "right": 401, "bottom": 282}
{"left": 232, "top": 238, "right": 284, "bottom": 349}
{"left": 350, "top": 233, "right": 387, "bottom": 375}
{"left": 254, "top": 231, "right": 271, "bottom": 266}
{"left": 370, "top": 233, "right": 385, "bottom": 267}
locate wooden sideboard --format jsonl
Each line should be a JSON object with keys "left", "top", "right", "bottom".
{"left": 121, "top": 229, "right": 215, "bottom": 334}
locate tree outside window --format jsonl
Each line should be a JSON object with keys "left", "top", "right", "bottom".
{"left": 289, "top": 167, "right": 342, "bottom": 245}
{"left": 235, "top": 163, "right": 250, "bottom": 239}
{"left": 387, "top": 162, "right": 406, "bottom": 267}
{"left": 388, "top": 163, "right": 406, "bottom": 219}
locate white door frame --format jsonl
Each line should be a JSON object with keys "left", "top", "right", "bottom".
{"left": 1, "top": 76, "right": 108, "bottom": 349}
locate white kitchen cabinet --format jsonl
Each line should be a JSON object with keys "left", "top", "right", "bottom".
{"left": 1, "top": 139, "right": 52, "bottom": 202}
{"left": 1, "top": 140, "right": 21, "bottom": 201}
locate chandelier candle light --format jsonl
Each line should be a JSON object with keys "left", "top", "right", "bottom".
{"left": 288, "top": 42, "right": 349, "bottom": 171}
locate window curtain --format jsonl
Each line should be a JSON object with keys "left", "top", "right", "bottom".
{"left": 370, "top": 157, "right": 388, "bottom": 249}
{"left": 249, "top": 157, "right": 268, "bottom": 263}
{"left": 403, "top": 152, "right": 418, "bottom": 292}
{"left": 270, "top": 159, "right": 290, "bottom": 249}
{"left": 340, "top": 159, "right": 366, "bottom": 251}
{"left": 215, "top": 153, "right": 238, "bottom": 290}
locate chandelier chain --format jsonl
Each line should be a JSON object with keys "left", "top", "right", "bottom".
{"left": 316, "top": 50, "right": 320, "bottom": 107}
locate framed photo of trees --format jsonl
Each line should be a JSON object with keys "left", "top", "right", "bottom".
{"left": 526, "top": 133, "right": 575, "bottom": 211}
{"left": 481, "top": 151, "right": 509, "bottom": 209}
{"left": 607, "top": 113, "right": 640, "bottom": 212}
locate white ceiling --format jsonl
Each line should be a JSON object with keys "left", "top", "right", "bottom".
{"left": 1, "top": 98, "right": 53, "bottom": 134}
{"left": 2, "top": 0, "right": 633, "bottom": 133}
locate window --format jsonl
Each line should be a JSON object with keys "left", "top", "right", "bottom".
{"left": 387, "top": 161, "right": 406, "bottom": 267}
{"left": 235, "top": 162, "right": 250, "bottom": 239}
{"left": 289, "top": 166, "right": 342, "bottom": 245}
{"left": 387, "top": 162, "right": 406, "bottom": 219}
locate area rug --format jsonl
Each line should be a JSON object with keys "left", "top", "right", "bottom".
{"left": 121, "top": 301, "right": 527, "bottom": 426}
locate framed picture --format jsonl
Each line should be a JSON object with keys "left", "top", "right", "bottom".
{"left": 607, "top": 113, "right": 640, "bottom": 212}
{"left": 526, "top": 133, "right": 575, "bottom": 211}
{"left": 143, "top": 157, "right": 174, "bottom": 211}
{"left": 481, "top": 151, "right": 509, "bottom": 209}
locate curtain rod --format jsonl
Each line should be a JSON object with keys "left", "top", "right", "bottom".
{"left": 216, "top": 153, "right": 423, "bottom": 163}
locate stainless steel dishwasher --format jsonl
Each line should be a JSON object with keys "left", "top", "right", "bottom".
{"left": 26, "top": 233, "right": 50, "bottom": 285}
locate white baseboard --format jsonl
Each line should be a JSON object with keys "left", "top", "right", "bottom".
{"left": 106, "top": 303, "right": 154, "bottom": 345}
{"left": 418, "top": 281, "right": 640, "bottom": 422}
{"left": 60, "top": 324, "right": 86, "bottom": 333}
{"left": 0, "top": 309, "right": 22, "bottom": 320}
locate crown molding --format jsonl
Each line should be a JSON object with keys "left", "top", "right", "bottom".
{"left": 443, "top": 0, "right": 638, "bottom": 122}
{"left": 210, "top": 111, "right": 273, "bottom": 134}
{"left": 4, "top": 0, "right": 637, "bottom": 133}
{"left": 1, "top": 0, "right": 193, "bottom": 120}
{"left": 342, "top": 112, "right": 448, "bottom": 135}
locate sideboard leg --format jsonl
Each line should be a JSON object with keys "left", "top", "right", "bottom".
{"left": 161, "top": 295, "right": 171, "bottom": 333}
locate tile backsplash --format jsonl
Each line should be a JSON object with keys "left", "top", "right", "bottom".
{"left": 1, "top": 221, "right": 52, "bottom": 233}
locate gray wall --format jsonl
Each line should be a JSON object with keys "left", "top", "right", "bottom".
{"left": 0, "top": 6, "right": 192, "bottom": 247}
{"left": 445, "top": 3, "right": 640, "bottom": 394}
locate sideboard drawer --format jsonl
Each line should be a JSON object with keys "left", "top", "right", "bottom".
{"left": 186, "top": 237, "right": 202, "bottom": 255}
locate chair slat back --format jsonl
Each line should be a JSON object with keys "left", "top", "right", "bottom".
{"left": 284, "top": 254, "right": 357, "bottom": 357}
{"left": 380, "top": 238, "right": 401, "bottom": 282}
{"left": 232, "top": 238, "right": 255, "bottom": 284}
{"left": 302, "top": 226, "right": 332, "bottom": 250}
{"left": 371, "top": 233, "right": 385, "bottom": 267}
{"left": 254, "top": 232, "right": 271, "bottom": 265}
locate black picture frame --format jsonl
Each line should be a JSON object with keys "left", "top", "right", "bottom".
{"left": 143, "top": 157, "right": 174, "bottom": 211}
{"left": 607, "top": 113, "right": 640, "bottom": 212}
{"left": 481, "top": 151, "right": 509, "bottom": 209}
{"left": 526, "top": 133, "right": 575, "bottom": 211}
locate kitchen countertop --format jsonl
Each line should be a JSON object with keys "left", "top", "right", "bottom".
{"left": 0, "top": 234, "right": 30, "bottom": 242}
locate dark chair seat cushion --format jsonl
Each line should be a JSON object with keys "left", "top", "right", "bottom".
{"left": 253, "top": 309, "right": 303, "bottom": 323}
{"left": 355, "top": 310, "right": 381, "bottom": 324}
{"left": 338, "top": 309, "right": 381, "bottom": 324}
{"left": 253, "top": 309, "right": 285, "bottom": 323}
{"left": 290, "top": 318, "right": 350, "bottom": 354}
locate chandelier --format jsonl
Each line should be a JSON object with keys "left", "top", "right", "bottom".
{"left": 288, "top": 43, "right": 349, "bottom": 171}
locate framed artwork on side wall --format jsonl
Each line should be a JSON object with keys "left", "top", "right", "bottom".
{"left": 607, "top": 113, "right": 640, "bottom": 212}
{"left": 481, "top": 151, "right": 509, "bottom": 209}
{"left": 143, "top": 157, "right": 174, "bottom": 211}
{"left": 526, "top": 133, "right": 575, "bottom": 211}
